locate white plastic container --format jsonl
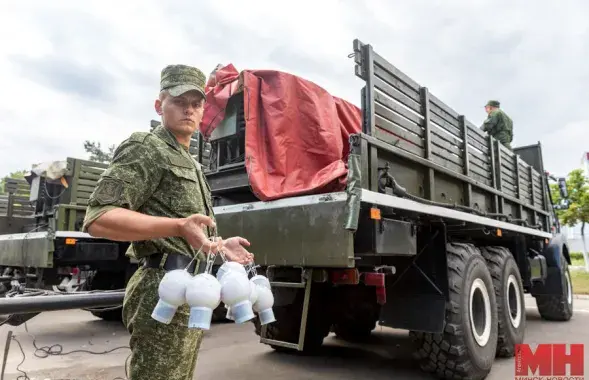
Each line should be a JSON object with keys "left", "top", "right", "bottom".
{"left": 185, "top": 273, "right": 222, "bottom": 330}
{"left": 220, "top": 271, "right": 255, "bottom": 323}
{"left": 151, "top": 269, "right": 192, "bottom": 324}
{"left": 253, "top": 284, "right": 276, "bottom": 325}
{"left": 216, "top": 261, "right": 247, "bottom": 282}
{"left": 250, "top": 274, "right": 271, "bottom": 289}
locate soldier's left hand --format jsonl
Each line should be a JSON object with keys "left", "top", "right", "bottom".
{"left": 221, "top": 237, "right": 254, "bottom": 265}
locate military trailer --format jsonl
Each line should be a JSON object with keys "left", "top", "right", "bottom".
{"left": 200, "top": 39, "right": 572, "bottom": 380}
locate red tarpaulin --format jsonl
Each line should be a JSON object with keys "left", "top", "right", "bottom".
{"left": 201, "top": 64, "right": 362, "bottom": 201}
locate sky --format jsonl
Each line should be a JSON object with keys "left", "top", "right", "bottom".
{"left": 1, "top": 0, "right": 588, "bottom": 179}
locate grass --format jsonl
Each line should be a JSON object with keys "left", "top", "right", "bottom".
{"left": 569, "top": 252, "right": 589, "bottom": 294}
{"left": 571, "top": 270, "right": 589, "bottom": 295}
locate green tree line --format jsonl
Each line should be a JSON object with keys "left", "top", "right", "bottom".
{"left": 550, "top": 168, "right": 589, "bottom": 270}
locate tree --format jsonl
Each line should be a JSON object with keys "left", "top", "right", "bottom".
{"left": 83, "top": 140, "right": 116, "bottom": 163}
{"left": 0, "top": 170, "right": 28, "bottom": 195}
{"left": 551, "top": 168, "right": 589, "bottom": 270}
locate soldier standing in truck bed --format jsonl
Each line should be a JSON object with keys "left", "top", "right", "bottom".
{"left": 481, "top": 100, "right": 513, "bottom": 149}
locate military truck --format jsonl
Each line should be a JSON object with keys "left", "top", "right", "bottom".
{"left": 0, "top": 123, "right": 223, "bottom": 323}
{"left": 198, "top": 39, "right": 572, "bottom": 380}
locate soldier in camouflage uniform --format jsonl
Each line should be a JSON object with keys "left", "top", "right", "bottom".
{"left": 481, "top": 100, "right": 513, "bottom": 149}
{"left": 83, "top": 64, "right": 253, "bottom": 380}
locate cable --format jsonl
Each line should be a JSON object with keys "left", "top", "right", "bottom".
{"left": 377, "top": 167, "right": 544, "bottom": 230}
{"left": 6, "top": 322, "right": 129, "bottom": 380}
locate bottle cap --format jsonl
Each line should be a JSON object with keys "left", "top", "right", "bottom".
{"left": 188, "top": 306, "right": 214, "bottom": 330}
{"left": 258, "top": 308, "right": 276, "bottom": 325}
{"left": 230, "top": 300, "right": 255, "bottom": 324}
{"left": 151, "top": 299, "right": 178, "bottom": 324}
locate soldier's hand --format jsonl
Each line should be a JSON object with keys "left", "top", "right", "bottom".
{"left": 221, "top": 236, "right": 254, "bottom": 265}
{"left": 178, "top": 214, "right": 219, "bottom": 253}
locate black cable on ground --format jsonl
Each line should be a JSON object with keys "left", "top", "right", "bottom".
{"left": 6, "top": 322, "right": 130, "bottom": 380}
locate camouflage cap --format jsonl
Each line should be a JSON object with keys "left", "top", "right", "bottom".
{"left": 486, "top": 100, "right": 500, "bottom": 108}
{"left": 160, "top": 64, "right": 206, "bottom": 97}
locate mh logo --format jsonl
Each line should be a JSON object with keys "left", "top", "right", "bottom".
{"left": 515, "top": 343, "right": 585, "bottom": 379}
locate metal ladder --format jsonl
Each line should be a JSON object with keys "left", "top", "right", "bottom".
{"left": 259, "top": 268, "right": 313, "bottom": 351}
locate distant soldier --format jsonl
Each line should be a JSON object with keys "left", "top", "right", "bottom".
{"left": 481, "top": 100, "right": 513, "bottom": 149}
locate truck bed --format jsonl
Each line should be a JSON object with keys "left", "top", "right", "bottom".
{"left": 203, "top": 39, "right": 554, "bottom": 269}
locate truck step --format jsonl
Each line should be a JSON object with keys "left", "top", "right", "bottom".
{"left": 259, "top": 269, "right": 313, "bottom": 351}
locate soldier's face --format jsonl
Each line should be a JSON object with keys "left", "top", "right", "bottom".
{"left": 156, "top": 90, "right": 204, "bottom": 136}
{"left": 484, "top": 105, "right": 491, "bottom": 114}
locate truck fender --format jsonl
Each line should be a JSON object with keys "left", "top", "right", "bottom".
{"left": 541, "top": 233, "right": 571, "bottom": 268}
{"left": 531, "top": 233, "right": 571, "bottom": 297}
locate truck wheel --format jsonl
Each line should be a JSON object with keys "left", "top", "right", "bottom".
{"left": 410, "top": 243, "right": 498, "bottom": 380}
{"left": 480, "top": 246, "right": 525, "bottom": 358}
{"left": 535, "top": 253, "right": 573, "bottom": 321}
{"left": 331, "top": 284, "right": 380, "bottom": 343}
{"left": 212, "top": 302, "right": 230, "bottom": 323}
{"left": 253, "top": 282, "right": 332, "bottom": 354}
{"left": 87, "top": 271, "right": 124, "bottom": 322}
{"left": 332, "top": 316, "right": 377, "bottom": 343}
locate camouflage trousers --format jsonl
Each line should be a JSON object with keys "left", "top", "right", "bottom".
{"left": 122, "top": 266, "right": 204, "bottom": 380}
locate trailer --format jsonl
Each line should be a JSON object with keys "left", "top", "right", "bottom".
{"left": 200, "top": 39, "right": 572, "bottom": 380}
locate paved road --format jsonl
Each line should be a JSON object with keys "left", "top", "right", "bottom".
{"left": 1, "top": 295, "right": 588, "bottom": 380}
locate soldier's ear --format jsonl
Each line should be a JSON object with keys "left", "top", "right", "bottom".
{"left": 154, "top": 99, "right": 163, "bottom": 115}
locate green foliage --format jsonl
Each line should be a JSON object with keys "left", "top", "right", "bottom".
{"left": 0, "top": 169, "right": 28, "bottom": 195}
{"left": 571, "top": 252, "right": 585, "bottom": 261}
{"left": 550, "top": 168, "right": 589, "bottom": 234}
{"left": 84, "top": 140, "right": 116, "bottom": 163}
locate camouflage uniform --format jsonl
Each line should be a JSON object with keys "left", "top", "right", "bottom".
{"left": 83, "top": 65, "right": 214, "bottom": 380}
{"left": 481, "top": 100, "right": 513, "bottom": 149}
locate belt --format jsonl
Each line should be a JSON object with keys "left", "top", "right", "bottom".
{"left": 143, "top": 252, "right": 199, "bottom": 274}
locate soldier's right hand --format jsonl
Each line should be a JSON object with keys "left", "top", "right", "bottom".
{"left": 178, "top": 214, "right": 219, "bottom": 253}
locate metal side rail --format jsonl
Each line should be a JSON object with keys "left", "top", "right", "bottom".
{"left": 259, "top": 268, "right": 313, "bottom": 351}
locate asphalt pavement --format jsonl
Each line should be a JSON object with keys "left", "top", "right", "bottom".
{"left": 1, "top": 295, "right": 588, "bottom": 380}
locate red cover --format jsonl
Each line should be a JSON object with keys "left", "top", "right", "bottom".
{"left": 201, "top": 64, "right": 362, "bottom": 201}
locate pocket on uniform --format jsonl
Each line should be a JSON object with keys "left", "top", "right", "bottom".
{"left": 169, "top": 166, "right": 198, "bottom": 183}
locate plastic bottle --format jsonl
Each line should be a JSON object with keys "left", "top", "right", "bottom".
{"left": 185, "top": 273, "right": 222, "bottom": 330}
{"left": 253, "top": 284, "right": 276, "bottom": 325}
{"left": 216, "top": 261, "right": 247, "bottom": 282}
{"left": 151, "top": 269, "right": 192, "bottom": 324}
{"left": 220, "top": 271, "right": 255, "bottom": 323}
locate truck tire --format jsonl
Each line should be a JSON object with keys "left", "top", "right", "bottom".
{"left": 331, "top": 284, "right": 380, "bottom": 343}
{"left": 535, "top": 252, "right": 573, "bottom": 321}
{"left": 253, "top": 282, "right": 332, "bottom": 354}
{"left": 212, "top": 302, "right": 230, "bottom": 323}
{"left": 87, "top": 271, "right": 124, "bottom": 322}
{"left": 410, "top": 243, "right": 498, "bottom": 380}
{"left": 480, "top": 246, "right": 525, "bottom": 358}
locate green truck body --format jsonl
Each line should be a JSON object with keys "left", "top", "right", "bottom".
{"left": 200, "top": 39, "right": 572, "bottom": 380}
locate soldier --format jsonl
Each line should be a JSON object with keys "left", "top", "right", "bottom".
{"left": 82, "top": 64, "right": 253, "bottom": 380}
{"left": 481, "top": 100, "right": 514, "bottom": 149}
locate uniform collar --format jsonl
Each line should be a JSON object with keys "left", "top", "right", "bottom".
{"left": 153, "top": 124, "right": 189, "bottom": 152}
